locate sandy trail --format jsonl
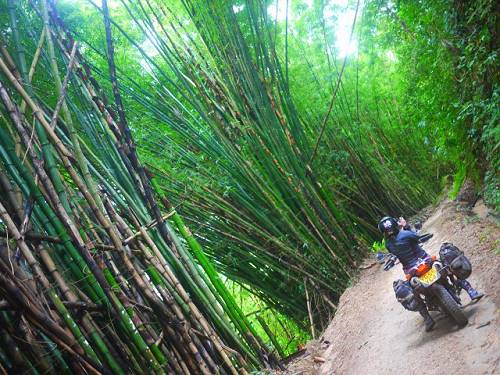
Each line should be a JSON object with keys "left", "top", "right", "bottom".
{"left": 280, "top": 200, "right": 499, "bottom": 375}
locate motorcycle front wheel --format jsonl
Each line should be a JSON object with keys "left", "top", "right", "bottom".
{"left": 432, "top": 283, "right": 468, "bottom": 327}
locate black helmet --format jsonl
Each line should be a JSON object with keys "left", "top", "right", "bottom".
{"left": 378, "top": 216, "right": 399, "bottom": 237}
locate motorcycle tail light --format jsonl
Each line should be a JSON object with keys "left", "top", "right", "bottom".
{"left": 405, "top": 274, "right": 411, "bottom": 281}
{"left": 416, "top": 263, "right": 430, "bottom": 276}
{"left": 432, "top": 255, "right": 437, "bottom": 261}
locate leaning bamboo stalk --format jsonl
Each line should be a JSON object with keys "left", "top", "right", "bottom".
{"left": 304, "top": 278, "right": 315, "bottom": 340}
{"left": 28, "top": 28, "right": 46, "bottom": 82}
{"left": 0, "top": 300, "right": 104, "bottom": 313}
{"left": 48, "top": 41, "right": 78, "bottom": 129}
{"left": 122, "top": 211, "right": 176, "bottom": 245}
{"left": 41, "top": 0, "right": 104, "bottom": 213}
{"left": 7, "top": 0, "right": 71, "bottom": 212}
{"left": 0, "top": 127, "right": 100, "bottom": 365}
{"left": 0, "top": 45, "right": 21, "bottom": 82}
{"left": 132, "top": 219, "right": 249, "bottom": 374}
{"left": 0, "top": 76, "right": 164, "bottom": 374}
{"left": 0, "top": 229, "right": 117, "bottom": 251}
{"left": 38, "top": 246, "right": 126, "bottom": 375}
{"left": 0, "top": 260, "right": 103, "bottom": 375}
{"left": 170, "top": 211, "right": 270, "bottom": 355}
{"left": 256, "top": 314, "right": 285, "bottom": 359}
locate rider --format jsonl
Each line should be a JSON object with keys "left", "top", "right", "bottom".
{"left": 378, "top": 216, "right": 483, "bottom": 331}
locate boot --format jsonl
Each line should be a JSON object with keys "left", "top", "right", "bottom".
{"left": 457, "top": 279, "right": 484, "bottom": 301}
{"left": 419, "top": 308, "right": 435, "bottom": 332}
{"left": 467, "top": 288, "right": 484, "bottom": 301}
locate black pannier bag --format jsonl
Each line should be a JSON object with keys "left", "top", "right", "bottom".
{"left": 393, "top": 280, "right": 421, "bottom": 311}
{"left": 439, "top": 242, "right": 472, "bottom": 280}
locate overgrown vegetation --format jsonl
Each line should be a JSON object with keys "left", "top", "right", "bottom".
{"left": 0, "top": 0, "right": 497, "bottom": 373}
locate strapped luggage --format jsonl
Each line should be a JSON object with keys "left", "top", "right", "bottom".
{"left": 439, "top": 242, "right": 472, "bottom": 280}
{"left": 393, "top": 279, "right": 421, "bottom": 311}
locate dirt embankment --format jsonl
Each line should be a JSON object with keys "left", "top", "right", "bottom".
{"left": 278, "top": 199, "right": 499, "bottom": 375}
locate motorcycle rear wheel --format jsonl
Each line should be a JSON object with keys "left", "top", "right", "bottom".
{"left": 432, "top": 284, "right": 468, "bottom": 327}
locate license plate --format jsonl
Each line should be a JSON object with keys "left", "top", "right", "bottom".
{"left": 418, "top": 267, "right": 438, "bottom": 285}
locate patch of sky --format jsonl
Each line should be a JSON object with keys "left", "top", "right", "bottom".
{"left": 267, "top": 0, "right": 364, "bottom": 58}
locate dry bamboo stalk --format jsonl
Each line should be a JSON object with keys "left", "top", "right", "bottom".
{"left": 0, "top": 299, "right": 104, "bottom": 313}
{"left": 122, "top": 210, "right": 176, "bottom": 245}
{"left": 28, "top": 28, "right": 46, "bottom": 82}
{"left": 134, "top": 222, "right": 245, "bottom": 374}
{"left": 0, "top": 46, "right": 25, "bottom": 159}
{"left": 0, "top": 262, "right": 102, "bottom": 375}
{"left": 0, "top": 45, "right": 21, "bottom": 82}
{"left": 304, "top": 278, "right": 315, "bottom": 340}
{"left": 0, "top": 230, "right": 117, "bottom": 251}
{"left": 49, "top": 41, "right": 78, "bottom": 128}
{"left": 103, "top": 200, "right": 214, "bottom": 375}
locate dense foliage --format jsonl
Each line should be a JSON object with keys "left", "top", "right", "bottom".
{"left": 0, "top": 0, "right": 497, "bottom": 373}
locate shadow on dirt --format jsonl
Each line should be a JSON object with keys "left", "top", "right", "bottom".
{"left": 408, "top": 302, "right": 482, "bottom": 348}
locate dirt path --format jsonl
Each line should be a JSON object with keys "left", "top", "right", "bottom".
{"left": 279, "top": 199, "right": 499, "bottom": 375}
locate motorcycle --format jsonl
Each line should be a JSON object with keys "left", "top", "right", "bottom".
{"left": 405, "top": 256, "right": 468, "bottom": 326}
{"left": 383, "top": 233, "right": 468, "bottom": 327}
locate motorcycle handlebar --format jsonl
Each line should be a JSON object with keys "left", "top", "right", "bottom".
{"left": 383, "top": 254, "right": 398, "bottom": 271}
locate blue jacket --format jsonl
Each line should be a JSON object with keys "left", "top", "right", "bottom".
{"left": 385, "top": 230, "right": 429, "bottom": 271}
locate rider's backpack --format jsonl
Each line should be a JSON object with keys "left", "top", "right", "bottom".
{"left": 439, "top": 242, "right": 472, "bottom": 280}
{"left": 393, "top": 280, "right": 421, "bottom": 311}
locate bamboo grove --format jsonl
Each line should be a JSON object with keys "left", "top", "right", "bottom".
{"left": 68, "top": 0, "right": 441, "bottom": 330}
{"left": 1, "top": 0, "right": 490, "bottom": 373}
{"left": 0, "top": 0, "right": 291, "bottom": 373}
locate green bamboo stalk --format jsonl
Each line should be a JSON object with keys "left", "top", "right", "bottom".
{"left": 38, "top": 246, "right": 125, "bottom": 375}
{"left": 40, "top": 0, "right": 104, "bottom": 213}
{"left": 170, "top": 212, "right": 268, "bottom": 354}
{"left": 7, "top": 0, "right": 70, "bottom": 212}
{"left": 256, "top": 314, "right": 285, "bottom": 359}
